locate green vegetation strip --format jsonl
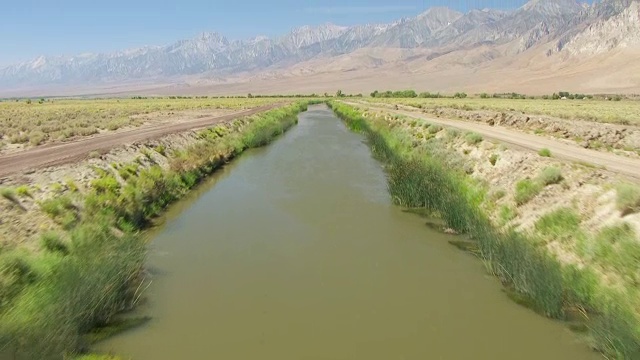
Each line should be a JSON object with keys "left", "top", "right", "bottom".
{"left": 0, "top": 101, "right": 311, "bottom": 359}
{"left": 328, "top": 101, "right": 640, "bottom": 359}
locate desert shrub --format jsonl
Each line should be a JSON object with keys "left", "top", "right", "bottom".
{"left": 616, "top": 183, "right": 640, "bottom": 215}
{"left": 0, "top": 250, "right": 37, "bottom": 309}
{"left": 535, "top": 208, "right": 582, "bottom": 243}
{"left": 465, "top": 132, "right": 483, "bottom": 145}
{"left": 538, "top": 148, "right": 552, "bottom": 157}
{"left": 51, "top": 183, "right": 64, "bottom": 194}
{"left": 41, "top": 232, "right": 69, "bottom": 255}
{"left": 489, "top": 154, "right": 499, "bottom": 166}
{"left": 29, "top": 131, "right": 46, "bottom": 146}
{"left": 0, "top": 187, "right": 18, "bottom": 204}
{"left": 499, "top": 205, "right": 517, "bottom": 224}
{"left": 538, "top": 166, "right": 563, "bottom": 186}
{"left": 428, "top": 125, "right": 443, "bottom": 134}
{"left": 65, "top": 179, "right": 79, "bottom": 193}
{"left": 118, "top": 164, "right": 139, "bottom": 181}
{"left": 91, "top": 175, "right": 120, "bottom": 194}
{"left": 445, "top": 128, "right": 460, "bottom": 140}
{"left": 153, "top": 144, "right": 166, "bottom": 156}
{"left": 514, "top": 179, "right": 542, "bottom": 206}
{"left": 39, "top": 196, "right": 75, "bottom": 217}
{"left": 106, "top": 118, "right": 127, "bottom": 131}
{"left": 15, "top": 185, "right": 31, "bottom": 198}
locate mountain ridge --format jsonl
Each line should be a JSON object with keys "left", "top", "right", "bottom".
{"left": 1, "top": 0, "right": 638, "bottom": 94}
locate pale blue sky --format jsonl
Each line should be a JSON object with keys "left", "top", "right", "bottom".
{"left": 0, "top": 0, "right": 561, "bottom": 66}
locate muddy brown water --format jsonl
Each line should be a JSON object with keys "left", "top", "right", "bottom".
{"left": 99, "top": 105, "right": 599, "bottom": 359}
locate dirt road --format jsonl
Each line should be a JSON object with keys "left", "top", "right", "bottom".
{"left": 0, "top": 104, "right": 281, "bottom": 178}
{"left": 349, "top": 102, "right": 640, "bottom": 180}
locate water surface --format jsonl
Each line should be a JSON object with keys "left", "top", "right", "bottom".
{"left": 100, "top": 105, "right": 597, "bottom": 359}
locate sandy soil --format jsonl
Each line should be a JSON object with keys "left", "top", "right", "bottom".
{"left": 0, "top": 104, "right": 280, "bottom": 178}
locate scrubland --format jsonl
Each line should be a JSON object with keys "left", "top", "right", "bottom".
{"left": 0, "top": 97, "right": 282, "bottom": 153}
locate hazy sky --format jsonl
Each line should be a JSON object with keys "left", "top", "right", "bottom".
{"left": 0, "top": 0, "right": 567, "bottom": 66}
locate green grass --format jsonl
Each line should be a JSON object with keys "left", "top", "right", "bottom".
{"left": 15, "top": 185, "right": 32, "bottom": 198}
{"left": 40, "top": 196, "right": 79, "bottom": 230}
{"left": 427, "top": 124, "right": 443, "bottom": 134}
{"left": 579, "top": 223, "right": 640, "bottom": 282}
{"left": 489, "top": 154, "right": 499, "bottom": 166}
{"left": 40, "top": 232, "right": 69, "bottom": 255}
{"left": 534, "top": 208, "right": 582, "bottom": 243}
{"left": 465, "top": 132, "right": 483, "bottom": 145}
{"left": 538, "top": 148, "right": 552, "bottom": 157}
{"left": 499, "top": 205, "right": 517, "bottom": 225}
{"left": 0, "top": 219, "right": 145, "bottom": 359}
{"left": 616, "top": 183, "right": 640, "bottom": 215}
{"left": 0, "top": 187, "right": 18, "bottom": 204}
{"left": 538, "top": 166, "right": 563, "bottom": 186}
{"left": 514, "top": 179, "right": 542, "bottom": 206}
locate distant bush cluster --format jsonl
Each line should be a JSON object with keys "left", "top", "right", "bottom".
{"left": 365, "top": 89, "right": 630, "bottom": 101}
{"left": 370, "top": 90, "right": 465, "bottom": 99}
{"left": 541, "top": 91, "right": 593, "bottom": 100}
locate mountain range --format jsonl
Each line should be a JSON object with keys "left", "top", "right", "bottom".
{"left": 1, "top": 0, "right": 639, "bottom": 96}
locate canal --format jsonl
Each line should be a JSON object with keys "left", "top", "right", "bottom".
{"left": 99, "top": 105, "right": 597, "bottom": 359}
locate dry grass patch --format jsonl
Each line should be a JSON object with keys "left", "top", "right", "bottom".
{"left": 0, "top": 97, "right": 281, "bottom": 150}
{"left": 365, "top": 97, "right": 640, "bottom": 125}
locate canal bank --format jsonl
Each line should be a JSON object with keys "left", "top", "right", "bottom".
{"left": 98, "top": 105, "right": 597, "bottom": 359}
{"left": 0, "top": 102, "right": 309, "bottom": 359}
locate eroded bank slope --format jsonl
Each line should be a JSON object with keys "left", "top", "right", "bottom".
{"left": 330, "top": 102, "right": 640, "bottom": 359}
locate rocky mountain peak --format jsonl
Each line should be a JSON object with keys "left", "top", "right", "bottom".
{"left": 520, "top": 0, "right": 583, "bottom": 15}
{"left": 0, "top": 2, "right": 637, "bottom": 89}
{"left": 281, "top": 23, "right": 348, "bottom": 49}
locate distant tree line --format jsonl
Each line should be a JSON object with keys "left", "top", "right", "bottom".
{"left": 128, "top": 93, "right": 364, "bottom": 100}
{"left": 541, "top": 92, "right": 594, "bottom": 100}
{"left": 370, "top": 90, "right": 468, "bottom": 99}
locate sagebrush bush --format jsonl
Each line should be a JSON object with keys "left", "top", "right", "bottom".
{"left": 538, "top": 148, "right": 552, "bottom": 157}
{"left": 465, "top": 132, "right": 483, "bottom": 145}
{"left": 538, "top": 166, "right": 563, "bottom": 186}
{"left": 489, "top": 154, "right": 499, "bottom": 166}
{"left": 0, "top": 187, "right": 17, "bottom": 204}
{"left": 514, "top": 179, "right": 542, "bottom": 205}
{"left": 535, "top": 208, "right": 582, "bottom": 243}
{"left": 428, "top": 125, "right": 443, "bottom": 134}
{"left": 15, "top": 185, "right": 31, "bottom": 198}
{"left": 616, "top": 183, "right": 640, "bottom": 215}
{"left": 41, "top": 232, "right": 69, "bottom": 255}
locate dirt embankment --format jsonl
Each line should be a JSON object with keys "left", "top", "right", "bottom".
{"left": 0, "top": 104, "right": 280, "bottom": 178}
{"left": 0, "top": 107, "right": 271, "bottom": 250}
{"left": 364, "top": 106, "right": 640, "bottom": 282}
{"left": 350, "top": 102, "right": 640, "bottom": 181}
{"left": 365, "top": 101, "right": 640, "bottom": 159}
